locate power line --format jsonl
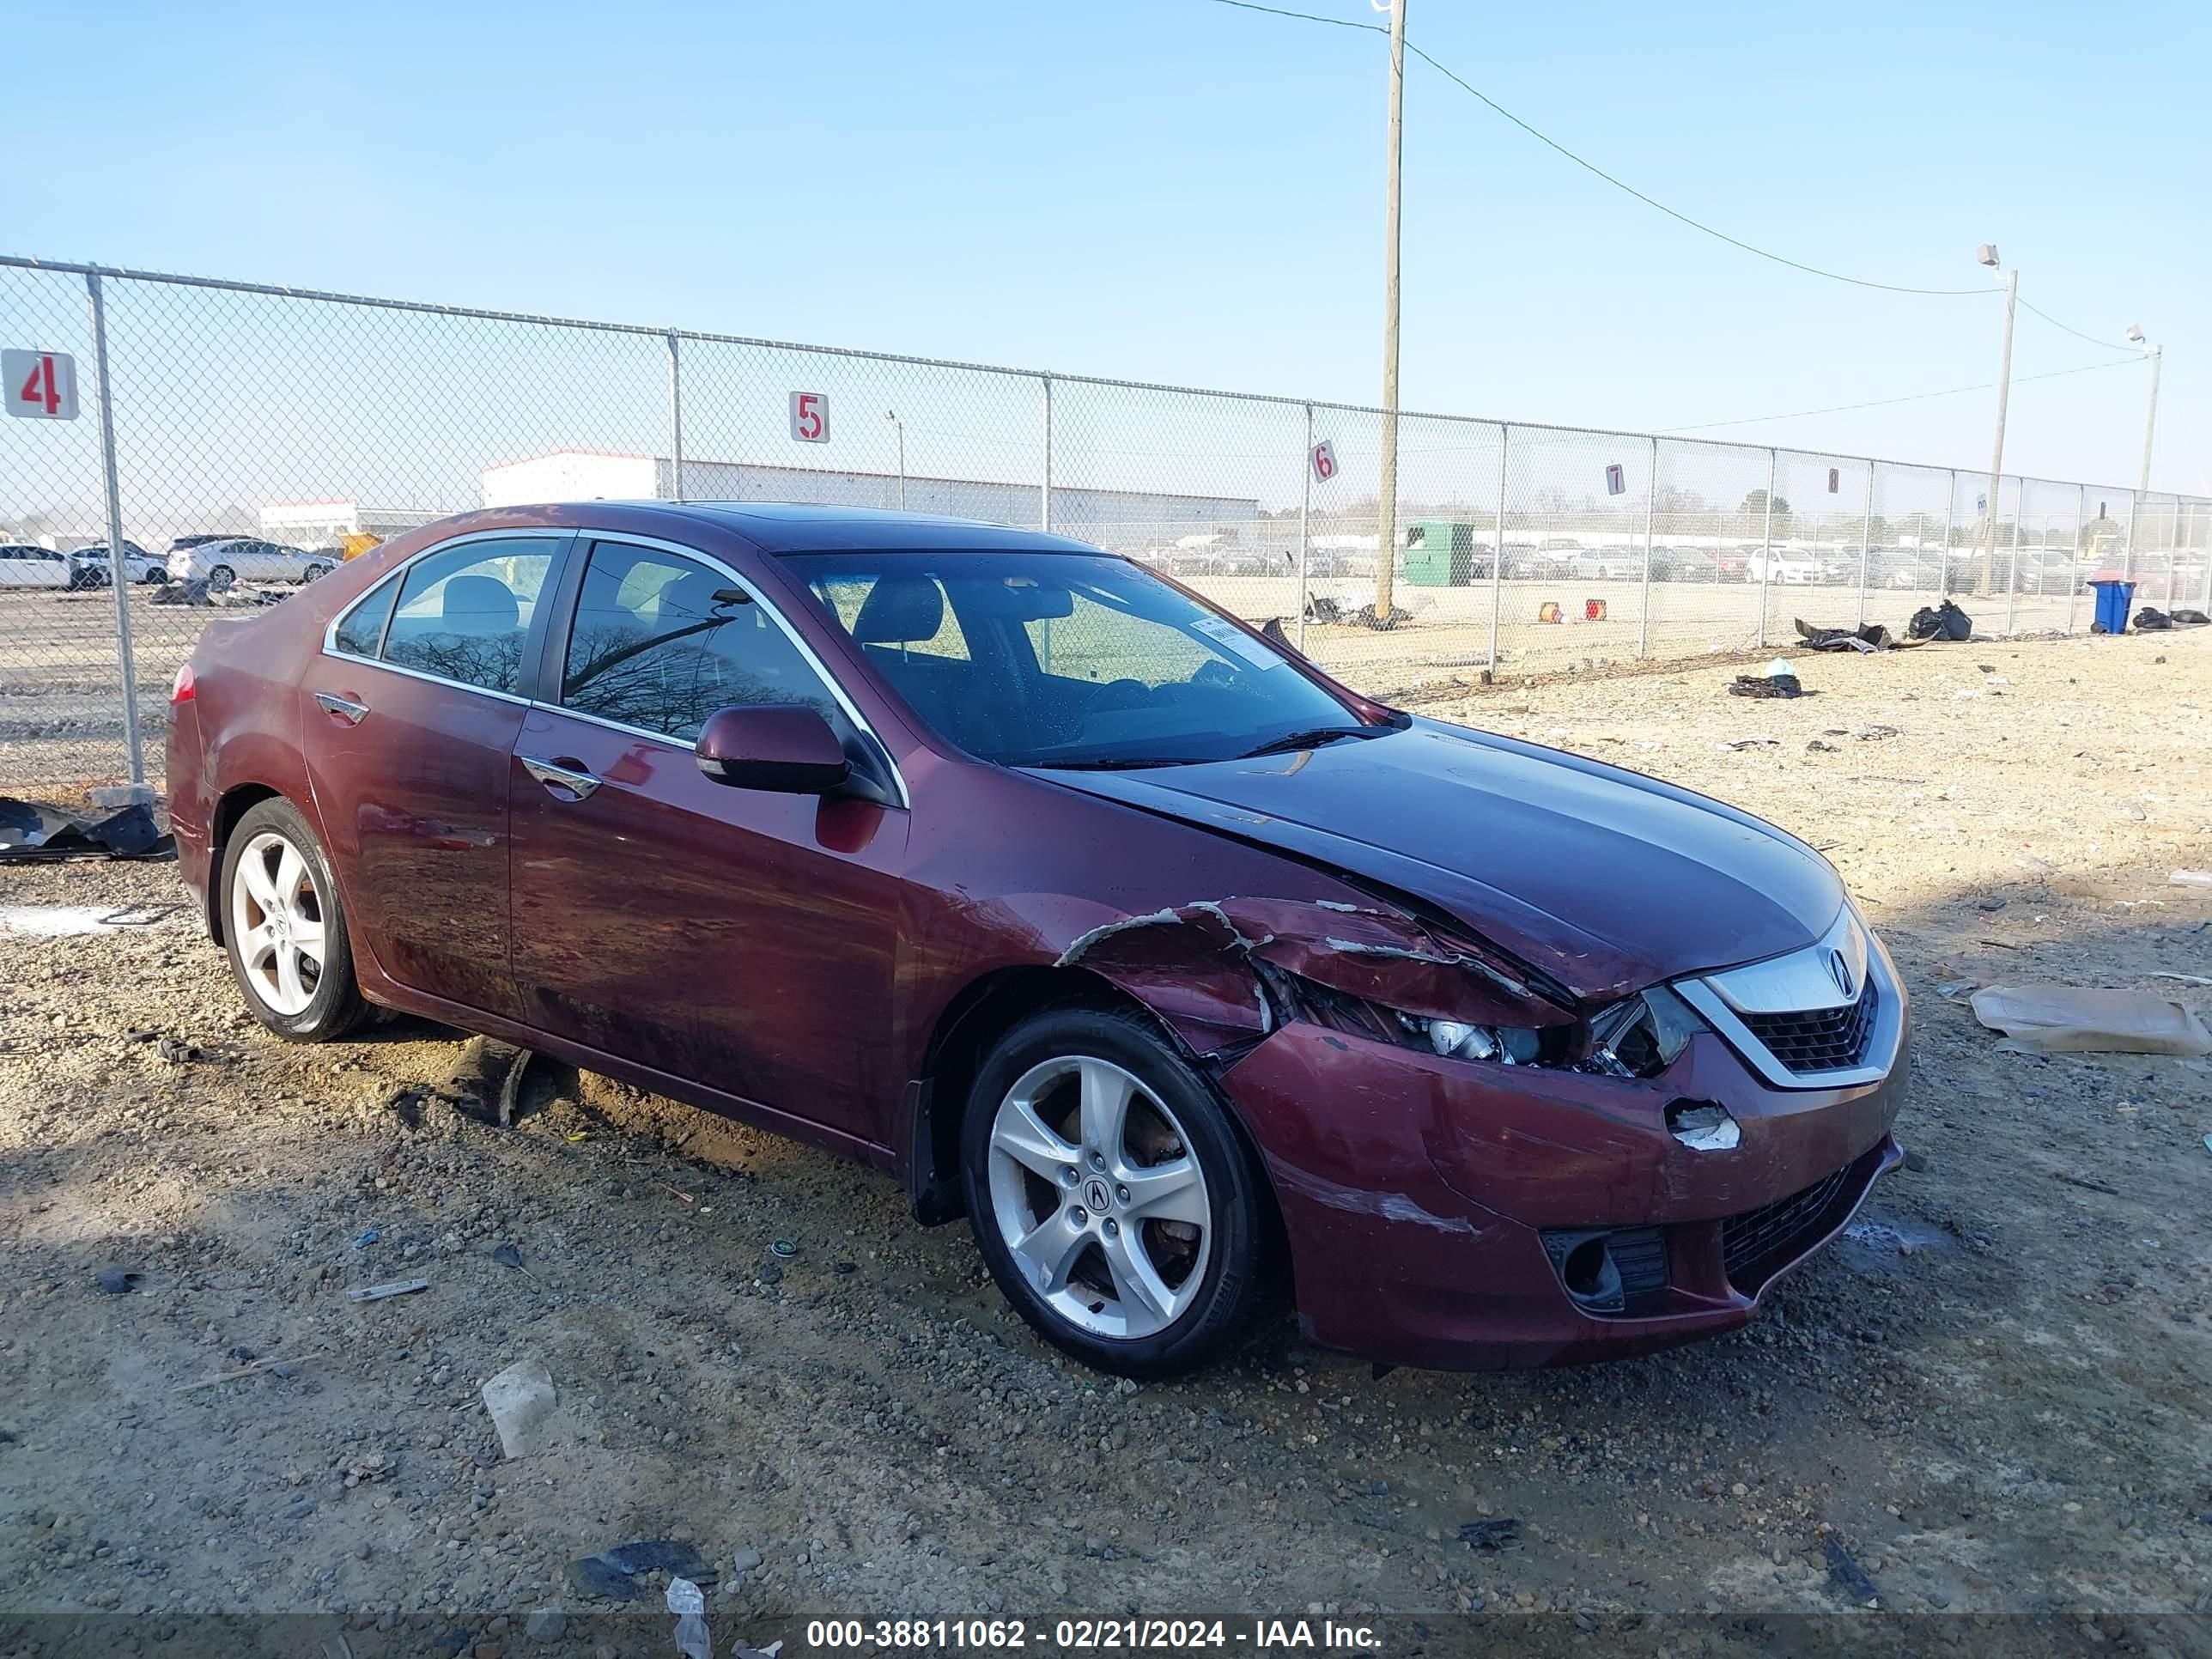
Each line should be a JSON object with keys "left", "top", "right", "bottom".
{"left": 1210, "top": 0, "right": 2152, "bottom": 330}
{"left": 2015, "top": 297, "right": 2137, "bottom": 353}
{"left": 1656, "top": 356, "right": 2145, "bottom": 434}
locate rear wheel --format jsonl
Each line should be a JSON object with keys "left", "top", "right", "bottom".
{"left": 961, "top": 1007, "right": 1276, "bottom": 1379}
{"left": 220, "top": 798, "right": 370, "bottom": 1041}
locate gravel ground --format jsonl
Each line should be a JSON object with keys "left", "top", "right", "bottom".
{"left": 1, "top": 627, "right": 2209, "bottom": 1647}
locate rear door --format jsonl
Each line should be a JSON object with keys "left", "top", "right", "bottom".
{"left": 507, "top": 534, "right": 907, "bottom": 1148}
{"left": 302, "top": 530, "right": 568, "bottom": 1019}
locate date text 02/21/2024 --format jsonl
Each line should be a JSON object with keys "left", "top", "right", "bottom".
{"left": 800, "top": 1618, "right": 1382, "bottom": 1651}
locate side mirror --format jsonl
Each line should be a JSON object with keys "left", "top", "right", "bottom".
{"left": 695, "top": 703, "right": 851, "bottom": 794}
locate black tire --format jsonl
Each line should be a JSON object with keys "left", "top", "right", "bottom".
{"left": 303, "top": 562, "right": 332, "bottom": 582}
{"left": 208, "top": 564, "right": 235, "bottom": 591}
{"left": 218, "top": 797, "right": 372, "bottom": 1042}
{"left": 960, "top": 1006, "right": 1278, "bottom": 1379}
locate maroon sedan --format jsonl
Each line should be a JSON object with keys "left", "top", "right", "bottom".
{"left": 167, "top": 503, "right": 1905, "bottom": 1378}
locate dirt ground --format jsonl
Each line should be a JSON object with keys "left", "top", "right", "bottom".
{"left": 2, "top": 628, "right": 2209, "bottom": 1650}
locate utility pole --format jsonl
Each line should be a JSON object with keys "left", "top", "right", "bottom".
{"left": 1975, "top": 246, "right": 2016, "bottom": 597}
{"left": 1372, "top": 0, "right": 1408, "bottom": 626}
{"left": 2133, "top": 337, "right": 2161, "bottom": 494}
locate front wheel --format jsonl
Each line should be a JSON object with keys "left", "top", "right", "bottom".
{"left": 220, "top": 798, "right": 371, "bottom": 1041}
{"left": 207, "top": 564, "right": 235, "bottom": 591}
{"left": 961, "top": 1007, "right": 1278, "bottom": 1379}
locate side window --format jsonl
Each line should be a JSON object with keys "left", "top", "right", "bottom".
{"left": 561, "top": 542, "right": 839, "bottom": 742}
{"left": 333, "top": 576, "right": 399, "bottom": 658}
{"left": 380, "top": 537, "right": 557, "bottom": 695}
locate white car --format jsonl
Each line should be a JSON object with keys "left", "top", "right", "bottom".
{"left": 170, "top": 538, "right": 338, "bottom": 589}
{"left": 0, "top": 544, "right": 72, "bottom": 588}
{"left": 76, "top": 544, "right": 170, "bottom": 585}
{"left": 1744, "top": 552, "right": 1821, "bottom": 585}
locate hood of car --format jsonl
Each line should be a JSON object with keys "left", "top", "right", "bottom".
{"left": 1034, "top": 719, "right": 1844, "bottom": 1004}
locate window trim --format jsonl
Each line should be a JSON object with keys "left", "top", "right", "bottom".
{"left": 320, "top": 526, "right": 908, "bottom": 809}
{"left": 550, "top": 533, "right": 908, "bottom": 809}
{"left": 322, "top": 528, "right": 574, "bottom": 703}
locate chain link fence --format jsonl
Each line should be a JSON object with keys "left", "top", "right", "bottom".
{"left": 4, "top": 254, "right": 2208, "bottom": 796}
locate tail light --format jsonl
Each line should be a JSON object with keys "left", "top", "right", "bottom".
{"left": 170, "top": 663, "right": 196, "bottom": 705}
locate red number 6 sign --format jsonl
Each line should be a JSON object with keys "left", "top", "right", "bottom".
{"left": 789, "top": 391, "right": 830, "bottom": 444}
{"left": 1310, "top": 440, "right": 1337, "bottom": 483}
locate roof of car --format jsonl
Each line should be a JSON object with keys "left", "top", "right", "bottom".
{"left": 546, "top": 501, "right": 1108, "bottom": 556}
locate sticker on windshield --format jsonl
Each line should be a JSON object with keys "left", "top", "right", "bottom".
{"left": 1189, "top": 615, "right": 1282, "bottom": 670}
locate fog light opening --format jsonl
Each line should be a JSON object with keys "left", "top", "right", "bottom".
{"left": 1561, "top": 1237, "right": 1609, "bottom": 1298}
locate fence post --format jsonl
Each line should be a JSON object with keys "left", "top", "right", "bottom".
{"left": 1756, "top": 449, "right": 1777, "bottom": 649}
{"left": 2198, "top": 502, "right": 2212, "bottom": 611}
{"left": 1942, "top": 471, "right": 1957, "bottom": 596}
{"left": 84, "top": 272, "right": 144, "bottom": 790}
{"left": 1856, "top": 465, "right": 1875, "bottom": 626}
{"left": 2004, "top": 479, "right": 2021, "bottom": 635}
{"left": 1297, "top": 404, "right": 1312, "bottom": 653}
{"left": 665, "top": 331, "right": 684, "bottom": 504}
{"left": 1489, "top": 425, "right": 1508, "bottom": 670}
{"left": 2068, "top": 483, "right": 2085, "bottom": 634}
{"left": 1637, "top": 435, "right": 1657, "bottom": 658}
{"left": 1039, "top": 374, "right": 1053, "bottom": 533}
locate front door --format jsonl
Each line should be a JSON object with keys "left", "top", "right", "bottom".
{"left": 507, "top": 537, "right": 907, "bottom": 1149}
{"left": 301, "top": 532, "right": 565, "bottom": 1019}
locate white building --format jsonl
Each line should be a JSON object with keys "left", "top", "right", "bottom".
{"left": 477, "top": 450, "right": 1258, "bottom": 546}
{"left": 260, "top": 500, "right": 447, "bottom": 545}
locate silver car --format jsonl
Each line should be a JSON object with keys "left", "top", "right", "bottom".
{"left": 170, "top": 538, "right": 337, "bottom": 589}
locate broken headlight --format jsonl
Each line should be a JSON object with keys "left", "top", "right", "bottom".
{"left": 1579, "top": 986, "right": 1708, "bottom": 1079}
{"left": 1408, "top": 1017, "right": 1543, "bottom": 1065}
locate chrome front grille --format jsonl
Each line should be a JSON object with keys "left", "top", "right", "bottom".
{"left": 1740, "top": 982, "right": 1879, "bottom": 1075}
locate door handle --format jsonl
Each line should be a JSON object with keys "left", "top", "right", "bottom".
{"left": 520, "top": 755, "right": 602, "bottom": 800}
{"left": 314, "top": 690, "right": 369, "bottom": 725}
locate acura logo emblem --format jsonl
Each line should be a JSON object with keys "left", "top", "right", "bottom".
{"left": 1826, "top": 950, "right": 1856, "bottom": 1000}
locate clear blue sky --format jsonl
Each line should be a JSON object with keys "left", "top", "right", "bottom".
{"left": 6, "top": 0, "right": 2206, "bottom": 494}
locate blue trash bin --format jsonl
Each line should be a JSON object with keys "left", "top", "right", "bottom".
{"left": 2089, "top": 579, "right": 2136, "bottom": 634}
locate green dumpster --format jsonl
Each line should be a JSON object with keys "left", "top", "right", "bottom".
{"left": 1404, "top": 520, "right": 1478, "bottom": 586}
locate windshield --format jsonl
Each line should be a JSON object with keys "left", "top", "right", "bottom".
{"left": 786, "top": 550, "right": 1373, "bottom": 768}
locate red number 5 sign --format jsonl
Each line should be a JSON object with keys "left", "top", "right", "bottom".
{"left": 789, "top": 391, "right": 830, "bottom": 444}
{"left": 1310, "top": 440, "right": 1337, "bottom": 483}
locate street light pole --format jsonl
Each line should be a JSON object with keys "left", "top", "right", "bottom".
{"left": 1977, "top": 246, "right": 2016, "bottom": 597}
{"left": 886, "top": 410, "right": 906, "bottom": 510}
{"left": 1372, "top": 0, "right": 1408, "bottom": 627}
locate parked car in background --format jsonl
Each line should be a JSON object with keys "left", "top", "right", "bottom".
{"left": 167, "top": 501, "right": 1906, "bottom": 1380}
{"left": 1650, "top": 546, "right": 1717, "bottom": 582}
{"left": 1566, "top": 546, "right": 1639, "bottom": 580}
{"left": 1869, "top": 550, "right": 1944, "bottom": 590}
{"left": 1745, "top": 550, "right": 1821, "bottom": 585}
{"left": 169, "top": 538, "right": 338, "bottom": 589}
{"left": 0, "top": 544, "right": 73, "bottom": 588}
{"left": 1499, "top": 542, "right": 1545, "bottom": 579}
{"left": 61, "top": 541, "right": 158, "bottom": 588}
{"left": 77, "top": 543, "right": 170, "bottom": 585}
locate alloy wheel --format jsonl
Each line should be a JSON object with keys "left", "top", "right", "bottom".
{"left": 986, "top": 1055, "right": 1212, "bottom": 1341}
{"left": 228, "top": 830, "right": 327, "bottom": 1017}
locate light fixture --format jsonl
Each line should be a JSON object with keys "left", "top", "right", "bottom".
{"left": 1977, "top": 243, "right": 2001, "bottom": 268}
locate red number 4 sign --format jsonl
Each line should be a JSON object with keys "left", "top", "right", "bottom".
{"left": 789, "top": 391, "right": 829, "bottom": 444}
{"left": 4, "top": 349, "right": 79, "bottom": 421}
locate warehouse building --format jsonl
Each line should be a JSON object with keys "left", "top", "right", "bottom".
{"left": 477, "top": 450, "right": 1258, "bottom": 545}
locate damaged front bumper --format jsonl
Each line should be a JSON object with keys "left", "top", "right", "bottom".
{"left": 1220, "top": 1011, "right": 1907, "bottom": 1372}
